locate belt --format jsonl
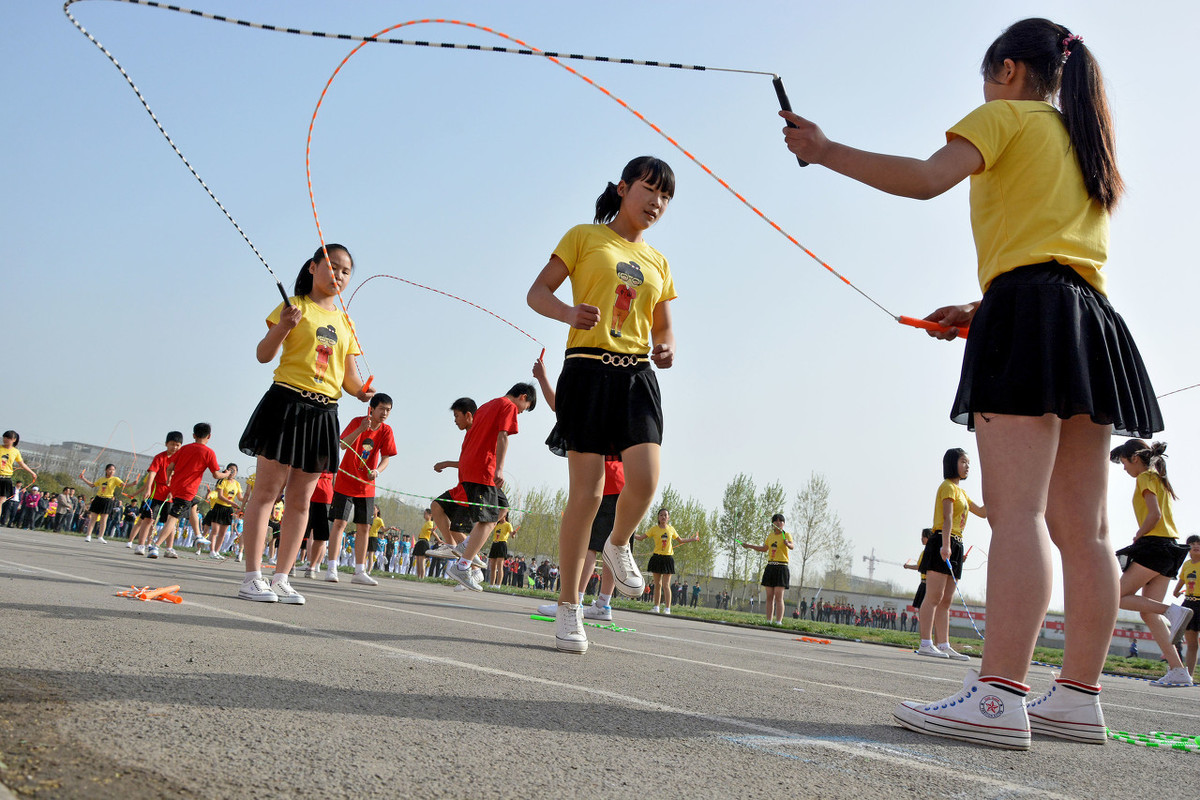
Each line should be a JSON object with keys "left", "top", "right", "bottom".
{"left": 274, "top": 381, "right": 338, "bottom": 406}
{"left": 564, "top": 347, "right": 649, "bottom": 368}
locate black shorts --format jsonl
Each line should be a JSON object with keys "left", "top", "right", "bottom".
{"left": 1117, "top": 536, "right": 1189, "bottom": 578}
{"left": 166, "top": 496, "right": 199, "bottom": 520}
{"left": 413, "top": 539, "right": 431, "bottom": 557}
{"left": 306, "top": 501, "right": 330, "bottom": 541}
{"left": 328, "top": 492, "right": 372, "bottom": 524}
{"left": 239, "top": 383, "right": 341, "bottom": 474}
{"left": 587, "top": 493, "right": 619, "bottom": 553}
{"left": 952, "top": 262, "right": 1161, "bottom": 437}
{"left": 647, "top": 553, "right": 675, "bottom": 575}
{"left": 433, "top": 490, "right": 472, "bottom": 534}
{"left": 921, "top": 532, "right": 964, "bottom": 580}
{"left": 0, "top": 478, "right": 13, "bottom": 498}
{"left": 1183, "top": 598, "right": 1200, "bottom": 633}
{"left": 138, "top": 498, "right": 166, "bottom": 520}
{"left": 209, "top": 504, "right": 235, "bottom": 526}
{"left": 912, "top": 581, "right": 927, "bottom": 610}
{"left": 488, "top": 541, "right": 508, "bottom": 560}
{"left": 554, "top": 351, "right": 663, "bottom": 456}
{"left": 761, "top": 562, "right": 790, "bottom": 588}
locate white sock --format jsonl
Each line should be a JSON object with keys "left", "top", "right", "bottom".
{"left": 599, "top": 593, "right": 612, "bottom": 606}
{"left": 578, "top": 592, "right": 585, "bottom": 604}
{"left": 937, "top": 642, "right": 951, "bottom": 650}
{"left": 456, "top": 559, "right": 472, "bottom": 571}
{"left": 355, "top": 564, "right": 366, "bottom": 574}
{"left": 243, "top": 570, "right": 262, "bottom": 583}
{"left": 921, "top": 639, "right": 934, "bottom": 649}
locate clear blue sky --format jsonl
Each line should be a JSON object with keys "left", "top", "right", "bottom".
{"left": 6, "top": 1, "right": 1199, "bottom": 610}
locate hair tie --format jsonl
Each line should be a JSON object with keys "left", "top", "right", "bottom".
{"left": 1061, "top": 33, "right": 1083, "bottom": 60}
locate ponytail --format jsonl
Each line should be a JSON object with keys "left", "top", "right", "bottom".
{"left": 981, "top": 18, "right": 1123, "bottom": 211}
{"left": 292, "top": 243, "right": 353, "bottom": 297}
{"left": 593, "top": 156, "right": 676, "bottom": 224}
{"left": 1110, "top": 439, "right": 1178, "bottom": 499}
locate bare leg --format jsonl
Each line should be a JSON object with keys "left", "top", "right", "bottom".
{"left": 274, "top": 470, "right": 319, "bottom": 579}
{"left": 918, "top": 572, "right": 950, "bottom": 641}
{"left": 609, "top": 443, "right": 660, "bottom": 547}
{"left": 1184, "top": 630, "right": 1198, "bottom": 675}
{"left": 1120, "top": 566, "right": 1185, "bottom": 670}
{"left": 578, "top": 551, "right": 599, "bottom": 597}
{"left": 326, "top": 519, "right": 349, "bottom": 572}
{"left": 557, "top": 452, "right": 604, "bottom": 605}
{"left": 240, "top": 457, "right": 290, "bottom": 574}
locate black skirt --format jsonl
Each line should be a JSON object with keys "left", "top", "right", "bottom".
{"left": 647, "top": 553, "right": 675, "bottom": 575}
{"left": 554, "top": 351, "right": 663, "bottom": 456}
{"left": 951, "top": 263, "right": 1162, "bottom": 438}
{"left": 921, "top": 532, "right": 964, "bottom": 580}
{"left": 239, "top": 384, "right": 341, "bottom": 474}
{"left": 1117, "top": 536, "right": 1188, "bottom": 578}
{"left": 413, "top": 539, "right": 431, "bottom": 557}
{"left": 488, "top": 541, "right": 509, "bottom": 559}
{"left": 209, "top": 504, "right": 235, "bottom": 526}
{"left": 761, "top": 562, "right": 790, "bottom": 588}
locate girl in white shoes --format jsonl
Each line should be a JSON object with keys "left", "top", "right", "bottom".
{"left": 1111, "top": 440, "right": 1193, "bottom": 687}
{"left": 781, "top": 18, "right": 1163, "bottom": 749}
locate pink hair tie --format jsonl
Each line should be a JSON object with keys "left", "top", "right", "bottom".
{"left": 1061, "top": 33, "right": 1083, "bottom": 59}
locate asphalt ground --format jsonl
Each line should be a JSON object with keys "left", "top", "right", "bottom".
{"left": 1, "top": 526, "right": 1198, "bottom": 799}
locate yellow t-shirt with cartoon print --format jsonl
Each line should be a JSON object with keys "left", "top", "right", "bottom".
{"left": 492, "top": 521, "right": 513, "bottom": 543}
{"left": 649, "top": 524, "right": 681, "bottom": 556}
{"left": 214, "top": 479, "right": 242, "bottom": 508}
{"left": 933, "top": 480, "right": 971, "bottom": 538}
{"left": 96, "top": 476, "right": 125, "bottom": 499}
{"left": 0, "top": 446, "right": 22, "bottom": 478}
{"left": 765, "top": 529, "right": 793, "bottom": 564}
{"left": 268, "top": 295, "right": 362, "bottom": 400}
{"left": 1179, "top": 558, "right": 1200, "bottom": 599}
{"left": 271, "top": 501, "right": 284, "bottom": 523}
{"left": 553, "top": 224, "right": 676, "bottom": 355}
{"left": 1134, "top": 470, "right": 1177, "bottom": 539}
{"left": 418, "top": 520, "right": 434, "bottom": 541}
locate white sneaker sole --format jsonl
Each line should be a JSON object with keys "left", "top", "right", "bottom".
{"left": 1028, "top": 714, "right": 1107, "bottom": 744}
{"left": 555, "top": 637, "right": 588, "bottom": 654}
{"left": 238, "top": 590, "right": 279, "bottom": 603}
{"left": 893, "top": 702, "right": 1030, "bottom": 750}
{"left": 601, "top": 543, "right": 644, "bottom": 598}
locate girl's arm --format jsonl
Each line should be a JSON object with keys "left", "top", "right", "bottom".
{"left": 681, "top": 533, "right": 701, "bottom": 544}
{"left": 341, "top": 353, "right": 374, "bottom": 402}
{"left": 650, "top": 300, "right": 675, "bottom": 369}
{"left": 940, "top": 498, "right": 954, "bottom": 559}
{"left": 741, "top": 541, "right": 768, "bottom": 553}
{"left": 16, "top": 457, "right": 35, "bottom": 481}
{"left": 969, "top": 500, "right": 986, "bottom": 518}
{"left": 1134, "top": 491, "right": 1161, "bottom": 540}
{"left": 532, "top": 358, "right": 556, "bottom": 412}
{"left": 779, "top": 111, "right": 984, "bottom": 200}
{"left": 1173, "top": 577, "right": 1186, "bottom": 598}
{"left": 527, "top": 256, "right": 601, "bottom": 329}
{"left": 256, "top": 309, "right": 301, "bottom": 363}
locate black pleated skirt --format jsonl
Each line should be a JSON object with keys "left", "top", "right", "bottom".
{"left": 951, "top": 263, "right": 1162, "bottom": 438}
{"left": 239, "top": 384, "right": 340, "bottom": 474}
{"left": 555, "top": 353, "right": 663, "bottom": 456}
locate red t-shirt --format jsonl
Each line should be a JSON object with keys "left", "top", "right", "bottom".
{"left": 311, "top": 472, "right": 334, "bottom": 504}
{"left": 603, "top": 458, "right": 625, "bottom": 496}
{"left": 147, "top": 449, "right": 178, "bottom": 501}
{"left": 332, "top": 417, "right": 397, "bottom": 498}
{"left": 168, "top": 442, "right": 219, "bottom": 501}
{"left": 458, "top": 397, "right": 519, "bottom": 486}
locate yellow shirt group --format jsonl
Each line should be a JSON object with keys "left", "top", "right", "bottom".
{"left": 765, "top": 529, "right": 793, "bottom": 564}
{"left": 649, "top": 524, "right": 681, "bottom": 556}
{"left": 492, "top": 521, "right": 514, "bottom": 543}
{"left": 933, "top": 480, "right": 971, "bottom": 538}
{"left": 1134, "top": 470, "right": 1177, "bottom": 538}
{"left": 268, "top": 295, "right": 362, "bottom": 400}
{"left": 947, "top": 100, "right": 1108, "bottom": 295}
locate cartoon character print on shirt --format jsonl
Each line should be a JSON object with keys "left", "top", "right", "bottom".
{"left": 313, "top": 324, "right": 338, "bottom": 383}
{"left": 0, "top": 453, "right": 10, "bottom": 472}
{"left": 1186, "top": 564, "right": 1198, "bottom": 596}
{"left": 610, "top": 261, "right": 644, "bottom": 339}
{"left": 769, "top": 539, "right": 778, "bottom": 561}
{"left": 359, "top": 438, "right": 374, "bottom": 470}
{"left": 660, "top": 530, "right": 670, "bottom": 552}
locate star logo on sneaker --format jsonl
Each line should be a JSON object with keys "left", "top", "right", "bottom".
{"left": 978, "top": 695, "right": 1004, "bottom": 718}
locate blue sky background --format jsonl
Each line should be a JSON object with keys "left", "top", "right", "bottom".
{"left": 6, "top": 1, "right": 1199, "bottom": 609}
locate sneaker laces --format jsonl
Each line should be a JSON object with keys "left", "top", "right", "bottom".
{"left": 923, "top": 681, "right": 978, "bottom": 711}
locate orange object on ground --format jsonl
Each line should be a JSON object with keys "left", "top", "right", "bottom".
{"left": 795, "top": 636, "right": 832, "bottom": 645}
{"left": 117, "top": 585, "right": 183, "bottom": 603}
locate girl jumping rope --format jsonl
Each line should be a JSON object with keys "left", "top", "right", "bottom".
{"left": 527, "top": 155, "right": 678, "bottom": 654}
{"left": 782, "top": 18, "right": 1162, "bottom": 749}
{"left": 237, "top": 244, "right": 374, "bottom": 604}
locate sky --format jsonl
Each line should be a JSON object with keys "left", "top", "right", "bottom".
{"left": 6, "top": 0, "right": 1200, "bottom": 612}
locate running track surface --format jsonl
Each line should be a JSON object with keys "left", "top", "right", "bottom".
{"left": 1, "top": 527, "right": 1196, "bottom": 799}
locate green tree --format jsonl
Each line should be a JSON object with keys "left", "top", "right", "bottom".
{"left": 508, "top": 485, "right": 567, "bottom": 562}
{"left": 791, "top": 472, "right": 844, "bottom": 595}
{"left": 715, "top": 473, "right": 758, "bottom": 600}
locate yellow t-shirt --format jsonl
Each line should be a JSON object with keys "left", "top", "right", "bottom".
{"left": 1179, "top": 558, "right": 1200, "bottom": 599}
{"left": 947, "top": 100, "right": 1108, "bottom": 295}
{"left": 268, "top": 295, "right": 362, "bottom": 399}
{"left": 649, "top": 524, "right": 681, "bottom": 556}
{"left": 0, "top": 446, "right": 21, "bottom": 478}
{"left": 271, "top": 501, "right": 284, "bottom": 522}
{"left": 492, "top": 521, "right": 513, "bottom": 543}
{"left": 419, "top": 520, "right": 434, "bottom": 541}
{"left": 553, "top": 224, "right": 677, "bottom": 355}
{"left": 214, "top": 479, "right": 242, "bottom": 508}
{"left": 96, "top": 476, "right": 125, "bottom": 499}
{"left": 369, "top": 517, "right": 385, "bottom": 537}
{"left": 916, "top": 550, "right": 927, "bottom": 582}
{"left": 932, "top": 480, "right": 971, "bottom": 538}
{"left": 246, "top": 474, "right": 256, "bottom": 493}
{"left": 765, "top": 529, "right": 792, "bottom": 564}
{"left": 1134, "top": 470, "right": 1177, "bottom": 538}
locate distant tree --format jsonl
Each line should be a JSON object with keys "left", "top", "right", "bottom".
{"left": 791, "top": 473, "right": 844, "bottom": 594}
{"left": 715, "top": 473, "right": 758, "bottom": 599}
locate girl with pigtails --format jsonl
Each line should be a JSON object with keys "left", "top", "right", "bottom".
{"left": 1111, "top": 440, "right": 1194, "bottom": 687}
{"left": 781, "top": 19, "right": 1162, "bottom": 748}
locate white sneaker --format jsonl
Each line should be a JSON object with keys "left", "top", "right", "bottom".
{"left": 126, "top": 541, "right": 134, "bottom": 549}
{"left": 351, "top": 572, "right": 379, "bottom": 586}
{"left": 195, "top": 536, "right": 210, "bottom": 546}
{"left": 663, "top": 607, "right": 672, "bottom": 615}
{"left": 471, "top": 566, "right": 485, "bottom": 585}
{"left": 453, "top": 585, "right": 467, "bottom": 592}
{"left": 536, "top": 602, "right": 559, "bottom": 616}
{"left": 555, "top": 603, "right": 588, "bottom": 654}
{"left": 938, "top": 644, "right": 970, "bottom": 661}
{"left": 426, "top": 543, "right": 456, "bottom": 558}
{"left": 601, "top": 536, "right": 644, "bottom": 598}
{"left": 652, "top": 605, "right": 661, "bottom": 614}
{"left": 916, "top": 644, "right": 950, "bottom": 659}
{"left": 450, "top": 543, "right": 487, "bottom": 569}
{"left": 238, "top": 578, "right": 279, "bottom": 603}
{"left": 325, "top": 570, "right": 340, "bottom": 583}
{"left": 164, "top": 549, "right": 179, "bottom": 559}
{"left": 583, "top": 603, "right": 613, "bottom": 621}
{"left": 1165, "top": 604, "right": 1194, "bottom": 645}
{"left": 303, "top": 566, "right": 317, "bottom": 579}
{"left": 134, "top": 545, "right": 146, "bottom": 556}
{"left": 270, "top": 573, "right": 305, "bottom": 605}
{"left": 447, "top": 561, "right": 482, "bottom": 592}
{"left": 893, "top": 669, "right": 1031, "bottom": 750}
{"left": 85, "top": 535, "right": 92, "bottom": 542}
{"left": 146, "top": 545, "right": 159, "bottom": 559}
{"left": 96, "top": 537, "right": 106, "bottom": 544}
{"left": 1026, "top": 675, "right": 1107, "bottom": 743}
{"left": 209, "top": 553, "right": 226, "bottom": 561}
{"left": 1150, "top": 666, "right": 1195, "bottom": 687}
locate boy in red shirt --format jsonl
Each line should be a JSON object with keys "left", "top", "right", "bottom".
{"left": 325, "top": 394, "right": 397, "bottom": 585}
{"left": 444, "top": 383, "right": 536, "bottom": 591}
{"left": 131, "top": 430, "right": 183, "bottom": 556}
{"left": 149, "top": 423, "right": 230, "bottom": 559}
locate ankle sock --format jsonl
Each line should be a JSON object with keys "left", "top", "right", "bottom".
{"left": 599, "top": 593, "right": 612, "bottom": 606}
{"left": 1055, "top": 677, "right": 1101, "bottom": 695}
{"left": 921, "top": 639, "right": 934, "bottom": 649}
{"left": 979, "top": 675, "right": 1030, "bottom": 697}
{"left": 355, "top": 564, "right": 365, "bottom": 574}
{"left": 243, "top": 570, "right": 262, "bottom": 583}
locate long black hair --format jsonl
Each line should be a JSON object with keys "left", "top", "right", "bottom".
{"left": 594, "top": 156, "right": 676, "bottom": 224}
{"left": 293, "top": 244, "right": 353, "bottom": 297}
{"left": 981, "top": 18, "right": 1123, "bottom": 210}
